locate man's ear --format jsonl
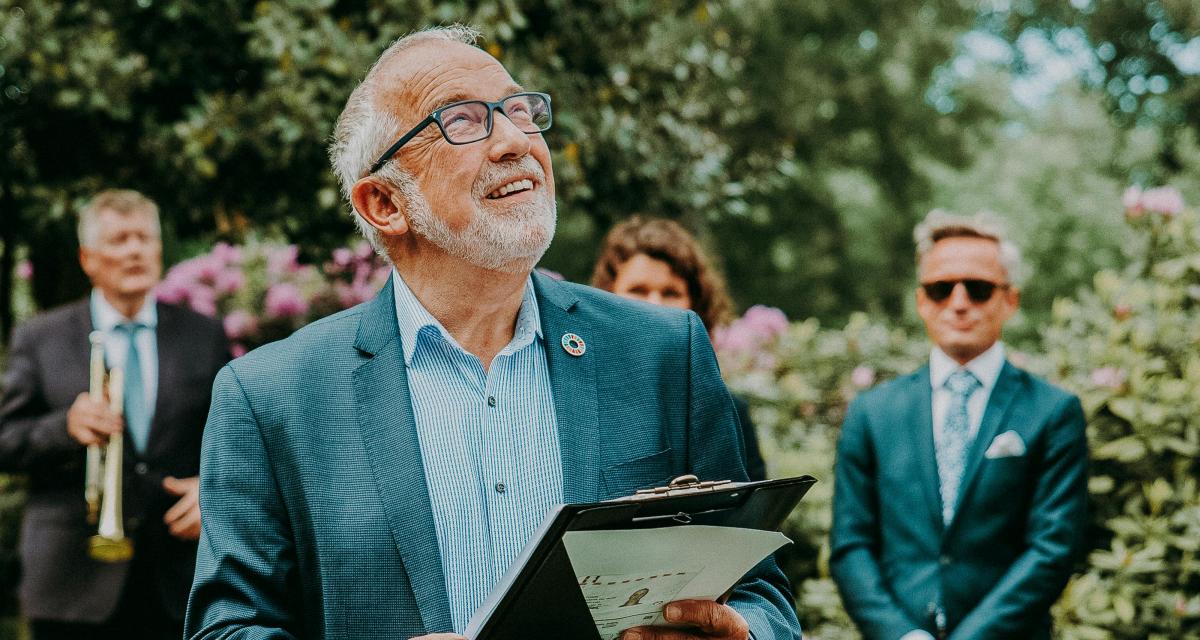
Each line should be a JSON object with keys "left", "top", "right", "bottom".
{"left": 351, "top": 177, "right": 410, "bottom": 237}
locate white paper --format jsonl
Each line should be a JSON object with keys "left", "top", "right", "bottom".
{"left": 563, "top": 526, "right": 790, "bottom": 640}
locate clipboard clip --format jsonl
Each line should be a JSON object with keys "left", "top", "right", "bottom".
{"left": 633, "top": 474, "right": 734, "bottom": 498}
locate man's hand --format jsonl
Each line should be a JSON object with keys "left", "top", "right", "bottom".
{"left": 622, "top": 600, "right": 750, "bottom": 640}
{"left": 66, "top": 392, "right": 123, "bottom": 446}
{"left": 163, "top": 475, "right": 202, "bottom": 540}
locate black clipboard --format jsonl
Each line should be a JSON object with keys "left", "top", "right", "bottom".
{"left": 466, "top": 475, "right": 817, "bottom": 640}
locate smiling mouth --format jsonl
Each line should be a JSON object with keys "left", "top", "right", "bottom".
{"left": 486, "top": 179, "right": 534, "bottom": 199}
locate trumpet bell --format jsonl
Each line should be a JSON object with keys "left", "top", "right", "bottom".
{"left": 88, "top": 535, "right": 134, "bottom": 563}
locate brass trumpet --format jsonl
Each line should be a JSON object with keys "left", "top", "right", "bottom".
{"left": 85, "top": 331, "right": 134, "bottom": 563}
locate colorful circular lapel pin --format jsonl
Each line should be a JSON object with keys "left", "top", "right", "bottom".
{"left": 561, "top": 333, "right": 586, "bottom": 357}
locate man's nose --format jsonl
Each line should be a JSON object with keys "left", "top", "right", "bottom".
{"left": 947, "top": 283, "right": 972, "bottom": 309}
{"left": 646, "top": 292, "right": 664, "bottom": 305}
{"left": 487, "top": 110, "right": 533, "bottom": 162}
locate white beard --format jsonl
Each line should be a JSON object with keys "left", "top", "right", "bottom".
{"left": 391, "top": 159, "right": 556, "bottom": 273}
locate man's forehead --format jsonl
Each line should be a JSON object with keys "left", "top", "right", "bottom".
{"left": 919, "top": 236, "right": 1005, "bottom": 274}
{"left": 374, "top": 41, "right": 520, "bottom": 117}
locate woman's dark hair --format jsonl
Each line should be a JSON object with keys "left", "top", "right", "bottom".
{"left": 591, "top": 216, "right": 734, "bottom": 333}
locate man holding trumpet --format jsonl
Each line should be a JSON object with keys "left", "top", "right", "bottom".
{"left": 0, "top": 189, "right": 229, "bottom": 640}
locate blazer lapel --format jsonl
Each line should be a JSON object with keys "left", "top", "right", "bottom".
{"left": 352, "top": 278, "right": 453, "bottom": 634}
{"left": 948, "top": 361, "right": 1021, "bottom": 532}
{"left": 909, "top": 366, "right": 945, "bottom": 535}
{"left": 532, "top": 273, "right": 600, "bottom": 504}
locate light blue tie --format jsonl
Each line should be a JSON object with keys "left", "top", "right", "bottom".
{"left": 117, "top": 323, "right": 150, "bottom": 452}
{"left": 937, "top": 369, "right": 980, "bottom": 526}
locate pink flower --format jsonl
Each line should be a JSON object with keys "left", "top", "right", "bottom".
{"left": 267, "top": 245, "right": 300, "bottom": 276}
{"left": 1113, "top": 303, "right": 1133, "bottom": 321}
{"left": 155, "top": 276, "right": 191, "bottom": 304}
{"left": 211, "top": 242, "right": 242, "bottom": 265}
{"left": 223, "top": 310, "right": 258, "bottom": 340}
{"left": 740, "top": 305, "right": 789, "bottom": 339}
{"left": 1090, "top": 366, "right": 1126, "bottom": 390}
{"left": 16, "top": 260, "right": 33, "bottom": 281}
{"left": 188, "top": 286, "right": 218, "bottom": 317}
{"left": 851, "top": 365, "right": 876, "bottom": 389}
{"left": 213, "top": 268, "right": 245, "bottom": 295}
{"left": 331, "top": 248, "right": 353, "bottom": 268}
{"left": 1141, "top": 186, "right": 1184, "bottom": 217}
{"left": 231, "top": 343, "right": 248, "bottom": 358}
{"left": 713, "top": 323, "right": 757, "bottom": 356}
{"left": 264, "top": 283, "right": 309, "bottom": 318}
{"left": 355, "top": 241, "right": 375, "bottom": 260}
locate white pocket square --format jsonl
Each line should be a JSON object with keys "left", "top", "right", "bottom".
{"left": 984, "top": 430, "right": 1026, "bottom": 459}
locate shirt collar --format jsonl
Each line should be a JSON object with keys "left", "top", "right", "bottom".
{"left": 929, "top": 341, "right": 1005, "bottom": 392}
{"left": 90, "top": 289, "right": 158, "bottom": 332}
{"left": 391, "top": 268, "right": 542, "bottom": 366}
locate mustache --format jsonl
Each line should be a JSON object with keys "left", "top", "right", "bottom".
{"left": 473, "top": 158, "right": 547, "bottom": 197}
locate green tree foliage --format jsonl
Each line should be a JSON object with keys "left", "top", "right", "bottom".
{"left": 988, "top": 0, "right": 1200, "bottom": 179}
{"left": 1, "top": 0, "right": 998, "bottom": 329}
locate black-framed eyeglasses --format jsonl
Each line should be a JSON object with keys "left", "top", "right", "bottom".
{"left": 921, "top": 279, "right": 1009, "bottom": 303}
{"left": 368, "top": 92, "right": 552, "bottom": 174}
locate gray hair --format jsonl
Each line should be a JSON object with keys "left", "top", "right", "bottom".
{"left": 914, "top": 209, "right": 1026, "bottom": 285}
{"left": 328, "top": 24, "right": 482, "bottom": 259}
{"left": 77, "top": 189, "right": 161, "bottom": 248}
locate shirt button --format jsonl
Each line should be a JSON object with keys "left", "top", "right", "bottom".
{"left": 134, "top": 462, "right": 149, "bottom": 475}
{"left": 495, "top": 482, "right": 507, "bottom": 494}
{"left": 487, "top": 396, "right": 496, "bottom": 407}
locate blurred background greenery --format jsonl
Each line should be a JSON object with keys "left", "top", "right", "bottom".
{"left": 2, "top": 0, "right": 1199, "bottom": 638}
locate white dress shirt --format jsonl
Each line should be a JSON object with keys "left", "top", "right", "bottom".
{"left": 90, "top": 289, "right": 159, "bottom": 418}
{"left": 901, "top": 342, "right": 1005, "bottom": 640}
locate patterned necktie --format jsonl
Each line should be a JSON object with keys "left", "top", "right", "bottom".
{"left": 117, "top": 323, "right": 150, "bottom": 452}
{"left": 937, "top": 369, "right": 980, "bottom": 526}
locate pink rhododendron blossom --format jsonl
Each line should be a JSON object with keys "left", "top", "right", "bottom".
{"left": 223, "top": 310, "right": 258, "bottom": 340}
{"left": 332, "top": 248, "right": 353, "bottom": 267}
{"left": 267, "top": 245, "right": 301, "bottom": 275}
{"left": 1090, "top": 366, "right": 1126, "bottom": 390}
{"left": 1122, "top": 185, "right": 1143, "bottom": 213}
{"left": 155, "top": 277, "right": 190, "bottom": 304}
{"left": 1113, "top": 303, "right": 1133, "bottom": 320}
{"left": 211, "top": 242, "right": 242, "bottom": 265}
{"left": 355, "top": 241, "right": 375, "bottom": 259}
{"left": 740, "top": 305, "right": 789, "bottom": 339}
{"left": 188, "top": 287, "right": 218, "bottom": 317}
{"left": 1140, "top": 186, "right": 1184, "bottom": 217}
{"left": 265, "top": 283, "right": 309, "bottom": 318}
{"left": 713, "top": 324, "right": 757, "bottom": 356}
{"left": 231, "top": 343, "right": 248, "bottom": 358}
{"left": 851, "top": 365, "right": 876, "bottom": 389}
{"left": 16, "top": 260, "right": 33, "bottom": 281}
{"left": 535, "top": 267, "right": 565, "bottom": 281}
{"left": 214, "top": 268, "right": 246, "bottom": 295}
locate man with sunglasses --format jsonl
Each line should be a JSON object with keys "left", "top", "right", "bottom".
{"left": 186, "top": 25, "right": 798, "bottom": 640}
{"left": 831, "top": 211, "right": 1088, "bottom": 640}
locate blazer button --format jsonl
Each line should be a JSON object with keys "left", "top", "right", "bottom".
{"left": 134, "top": 462, "right": 149, "bottom": 475}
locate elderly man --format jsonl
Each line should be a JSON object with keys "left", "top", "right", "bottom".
{"left": 185, "top": 25, "right": 799, "bottom": 640}
{"left": 830, "top": 211, "right": 1088, "bottom": 639}
{"left": 0, "top": 189, "right": 229, "bottom": 640}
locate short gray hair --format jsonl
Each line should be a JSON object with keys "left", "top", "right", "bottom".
{"left": 77, "top": 189, "right": 161, "bottom": 248}
{"left": 328, "top": 24, "right": 482, "bottom": 258}
{"left": 914, "top": 209, "right": 1026, "bottom": 285}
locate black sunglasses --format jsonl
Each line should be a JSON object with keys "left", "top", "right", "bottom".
{"left": 921, "top": 279, "right": 1009, "bottom": 303}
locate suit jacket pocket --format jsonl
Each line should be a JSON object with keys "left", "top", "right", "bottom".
{"left": 600, "top": 447, "right": 675, "bottom": 499}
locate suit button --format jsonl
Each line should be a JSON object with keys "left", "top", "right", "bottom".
{"left": 940, "top": 554, "right": 952, "bottom": 566}
{"left": 134, "top": 462, "right": 149, "bottom": 475}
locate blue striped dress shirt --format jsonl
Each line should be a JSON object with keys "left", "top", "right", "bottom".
{"left": 391, "top": 270, "right": 563, "bottom": 633}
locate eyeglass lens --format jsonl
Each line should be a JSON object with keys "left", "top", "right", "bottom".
{"left": 922, "top": 280, "right": 1001, "bottom": 303}
{"left": 440, "top": 94, "right": 551, "bottom": 144}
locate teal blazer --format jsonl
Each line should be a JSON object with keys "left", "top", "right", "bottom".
{"left": 830, "top": 362, "right": 1087, "bottom": 640}
{"left": 186, "top": 273, "right": 800, "bottom": 639}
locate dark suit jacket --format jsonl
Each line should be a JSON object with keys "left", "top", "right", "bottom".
{"left": 0, "top": 299, "right": 229, "bottom": 623}
{"left": 186, "top": 273, "right": 800, "bottom": 639}
{"left": 830, "top": 361, "right": 1088, "bottom": 640}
